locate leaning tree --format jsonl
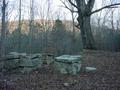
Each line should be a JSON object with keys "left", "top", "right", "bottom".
{"left": 67, "top": 0, "right": 120, "bottom": 49}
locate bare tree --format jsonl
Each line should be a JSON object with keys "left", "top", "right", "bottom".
{"left": 36, "top": 0, "right": 53, "bottom": 27}
{"left": 18, "top": 0, "right": 22, "bottom": 52}
{"left": 67, "top": 0, "right": 120, "bottom": 49}
{"left": 60, "top": 0, "right": 77, "bottom": 54}
{"left": 0, "top": 0, "right": 7, "bottom": 57}
{"left": 36, "top": 0, "right": 53, "bottom": 53}
{"left": 29, "top": 0, "right": 34, "bottom": 53}
{"left": 116, "top": 9, "right": 120, "bottom": 30}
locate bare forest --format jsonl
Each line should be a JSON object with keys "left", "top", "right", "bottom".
{"left": 0, "top": 0, "right": 120, "bottom": 90}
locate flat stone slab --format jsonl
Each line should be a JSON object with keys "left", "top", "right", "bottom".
{"left": 55, "top": 55, "right": 81, "bottom": 63}
{"left": 54, "top": 55, "right": 82, "bottom": 75}
{"left": 8, "top": 52, "right": 27, "bottom": 57}
{"left": 85, "top": 67, "right": 97, "bottom": 72}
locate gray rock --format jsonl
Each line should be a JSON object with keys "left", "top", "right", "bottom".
{"left": 63, "top": 82, "right": 70, "bottom": 87}
{"left": 85, "top": 67, "right": 96, "bottom": 72}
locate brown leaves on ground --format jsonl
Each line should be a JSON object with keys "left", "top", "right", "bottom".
{"left": 0, "top": 50, "right": 120, "bottom": 90}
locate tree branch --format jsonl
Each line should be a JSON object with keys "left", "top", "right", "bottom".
{"left": 90, "top": 3, "right": 120, "bottom": 15}
{"left": 86, "top": 0, "right": 95, "bottom": 11}
{"left": 60, "top": 0, "right": 78, "bottom": 12}
{"left": 61, "top": 5, "right": 78, "bottom": 13}
{"left": 68, "top": 0, "right": 79, "bottom": 9}
{"left": 75, "top": 24, "right": 80, "bottom": 29}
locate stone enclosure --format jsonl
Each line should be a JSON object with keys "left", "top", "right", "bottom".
{"left": 0, "top": 52, "right": 54, "bottom": 73}
{"left": 0, "top": 52, "right": 83, "bottom": 75}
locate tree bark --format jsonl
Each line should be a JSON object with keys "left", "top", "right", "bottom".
{"left": 0, "top": 0, "right": 6, "bottom": 57}
{"left": 78, "top": 15, "right": 95, "bottom": 49}
{"left": 75, "top": 0, "right": 95, "bottom": 49}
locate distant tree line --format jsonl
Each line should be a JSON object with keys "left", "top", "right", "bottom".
{"left": 92, "top": 25, "right": 120, "bottom": 52}
{"left": 3, "top": 19, "right": 120, "bottom": 56}
{"left": 5, "top": 19, "right": 82, "bottom": 55}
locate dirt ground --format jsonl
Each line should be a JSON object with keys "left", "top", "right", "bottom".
{"left": 0, "top": 50, "right": 120, "bottom": 90}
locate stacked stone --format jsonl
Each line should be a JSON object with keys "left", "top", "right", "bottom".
{"left": 2, "top": 52, "right": 43, "bottom": 73}
{"left": 54, "top": 55, "right": 82, "bottom": 75}
{"left": 1, "top": 52, "right": 84, "bottom": 75}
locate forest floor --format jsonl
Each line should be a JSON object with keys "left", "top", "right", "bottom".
{"left": 0, "top": 50, "right": 120, "bottom": 90}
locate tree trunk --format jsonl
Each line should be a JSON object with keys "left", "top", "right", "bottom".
{"left": 71, "top": 10, "right": 76, "bottom": 54}
{"left": 0, "top": 0, "right": 6, "bottom": 57}
{"left": 29, "top": 0, "right": 34, "bottom": 54}
{"left": 78, "top": 16, "right": 95, "bottom": 49}
{"left": 18, "top": 0, "right": 22, "bottom": 53}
